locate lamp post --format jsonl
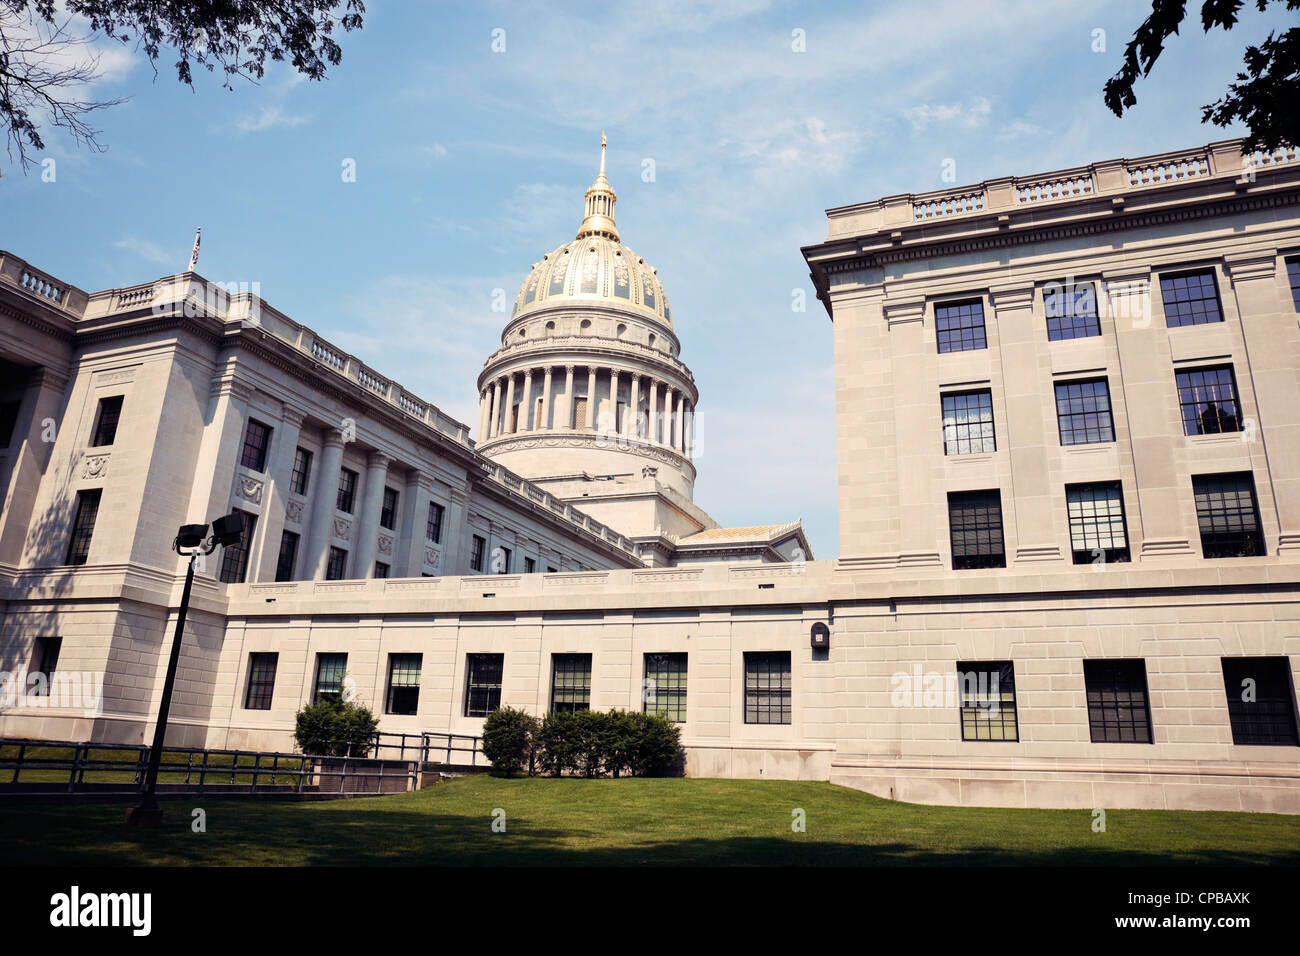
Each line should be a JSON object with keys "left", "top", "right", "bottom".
{"left": 126, "top": 513, "right": 244, "bottom": 827}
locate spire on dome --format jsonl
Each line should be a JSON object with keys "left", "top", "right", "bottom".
{"left": 577, "top": 131, "right": 619, "bottom": 241}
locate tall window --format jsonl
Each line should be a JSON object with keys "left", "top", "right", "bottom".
{"left": 496, "top": 546, "right": 512, "bottom": 574}
{"left": 941, "top": 390, "right": 996, "bottom": 455}
{"left": 0, "top": 400, "right": 20, "bottom": 449}
{"left": 218, "top": 510, "right": 256, "bottom": 583}
{"left": 470, "top": 535, "right": 486, "bottom": 572}
{"left": 464, "top": 653, "right": 504, "bottom": 717}
{"left": 374, "top": 561, "right": 389, "bottom": 578}
{"left": 91, "top": 395, "right": 123, "bottom": 447}
{"left": 426, "top": 501, "right": 444, "bottom": 543}
{"left": 1084, "top": 660, "right": 1152, "bottom": 743}
{"left": 550, "top": 654, "right": 592, "bottom": 713}
{"left": 290, "top": 447, "right": 312, "bottom": 495}
{"left": 240, "top": 419, "right": 272, "bottom": 472}
{"left": 744, "top": 651, "right": 791, "bottom": 725}
{"left": 947, "top": 490, "right": 1006, "bottom": 569}
{"left": 935, "top": 298, "right": 987, "bottom": 353}
{"left": 336, "top": 468, "right": 358, "bottom": 513}
{"left": 957, "top": 661, "right": 1018, "bottom": 741}
{"left": 380, "top": 487, "right": 399, "bottom": 530}
{"left": 386, "top": 653, "right": 422, "bottom": 715}
{"left": 524, "top": 557, "right": 536, "bottom": 574}
{"left": 1221, "top": 657, "right": 1299, "bottom": 746}
{"left": 645, "top": 653, "right": 688, "bottom": 722}
{"left": 1160, "top": 269, "right": 1223, "bottom": 327}
{"left": 1066, "top": 482, "right": 1130, "bottom": 565}
{"left": 1044, "top": 281, "right": 1101, "bottom": 340}
{"left": 1054, "top": 378, "right": 1115, "bottom": 445}
{"left": 244, "top": 653, "right": 278, "bottom": 710}
{"left": 326, "top": 546, "right": 348, "bottom": 580}
{"left": 1288, "top": 257, "right": 1300, "bottom": 311}
{"left": 312, "top": 653, "right": 347, "bottom": 703}
{"left": 275, "top": 531, "right": 298, "bottom": 582}
{"left": 1175, "top": 366, "right": 1242, "bottom": 435}
{"left": 66, "top": 489, "right": 101, "bottom": 565}
{"left": 1193, "top": 473, "right": 1265, "bottom": 558}
{"left": 30, "top": 637, "right": 62, "bottom": 695}
{"left": 571, "top": 396, "right": 588, "bottom": 428}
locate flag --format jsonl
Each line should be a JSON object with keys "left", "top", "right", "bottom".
{"left": 188, "top": 228, "right": 201, "bottom": 271}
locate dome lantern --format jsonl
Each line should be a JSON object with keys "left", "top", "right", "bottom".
{"left": 577, "top": 132, "right": 619, "bottom": 242}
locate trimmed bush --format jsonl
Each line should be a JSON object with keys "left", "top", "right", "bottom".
{"left": 293, "top": 695, "right": 378, "bottom": 757}
{"left": 481, "top": 706, "right": 539, "bottom": 776}
{"left": 525, "top": 708, "right": 683, "bottom": 778}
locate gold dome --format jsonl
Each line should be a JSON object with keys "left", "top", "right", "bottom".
{"left": 511, "top": 134, "right": 673, "bottom": 328}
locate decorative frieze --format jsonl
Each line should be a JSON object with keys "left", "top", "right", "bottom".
{"left": 81, "top": 453, "right": 110, "bottom": 480}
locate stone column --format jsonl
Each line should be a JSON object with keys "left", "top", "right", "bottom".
{"left": 561, "top": 365, "right": 574, "bottom": 430}
{"left": 541, "top": 367, "right": 554, "bottom": 430}
{"left": 649, "top": 379, "right": 660, "bottom": 444}
{"left": 354, "top": 450, "right": 392, "bottom": 578}
{"left": 503, "top": 374, "right": 517, "bottom": 434}
{"left": 675, "top": 390, "right": 685, "bottom": 452}
{"left": 303, "top": 427, "right": 346, "bottom": 579}
{"left": 255, "top": 402, "right": 307, "bottom": 581}
{"left": 0, "top": 366, "right": 69, "bottom": 566}
{"left": 521, "top": 369, "right": 534, "bottom": 431}
{"left": 684, "top": 402, "right": 694, "bottom": 459}
{"left": 629, "top": 374, "right": 641, "bottom": 439}
{"left": 183, "top": 374, "right": 251, "bottom": 578}
{"left": 585, "top": 367, "right": 597, "bottom": 428}
{"left": 397, "top": 469, "right": 432, "bottom": 577}
{"left": 488, "top": 379, "right": 501, "bottom": 439}
{"left": 443, "top": 485, "right": 469, "bottom": 574}
{"left": 477, "top": 389, "right": 490, "bottom": 440}
{"left": 609, "top": 368, "right": 620, "bottom": 435}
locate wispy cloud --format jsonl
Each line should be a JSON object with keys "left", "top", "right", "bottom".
{"left": 111, "top": 235, "right": 173, "bottom": 267}
{"left": 234, "top": 105, "right": 312, "bottom": 135}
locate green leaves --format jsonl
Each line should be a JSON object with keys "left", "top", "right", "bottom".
{"left": 293, "top": 694, "right": 378, "bottom": 758}
{"left": 484, "top": 707, "right": 683, "bottom": 779}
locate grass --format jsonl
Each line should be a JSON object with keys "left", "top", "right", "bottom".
{"left": 0, "top": 775, "right": 1297, "bottom": 866}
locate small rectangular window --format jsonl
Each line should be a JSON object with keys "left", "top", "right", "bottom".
{"left": 571, "top": 396, "right": 588, "bottom": 428}
{"left": 1193, "top": 472, "right": 1265, "bottom": 558}
{"left": 1176, "top": 365, "right": 1243, "bottom": 436}
{"left": 275, "top": 531, "right": 298, "bottom": 582}
{"left": 947, "top": 489, "right": 1006, "bottom": 569}
{"left": 1160, "top": 269, "right": 1223, "bottom": 327}
{"left": 66, "top": 489, "right": 102, "bottom": 565}
{"left": 497, "top": 546, "right": 511, "bottom": 574}
{"left": 337, "top": 468, "right": 358, "bottom": 513}
{"left": 426, "top": 501, "right": 444, "bottom": 543}
{"left": 240, "top": 419, "right": 272, "bottom": 472}
{"left": 326, "top": 546, "right": 348, "bottom": 580}
{"left": 1054, "top": 378, "right": 1115, "bottom": 445}
{"left": 380, "top": 487, "right": 399, "bottom": 530}
{"left": 645, "top": 652, "right": 688, "bottom": 722}
{"left": 218, "top": 510, "right": 257, "bottom": 583}
{"left": 1221, "top": 657, "right": 1299, "bottom": 746}
{"left": 244, "top": 653, "right": 278, "bottom": 710}
{"left": 29, "top": 637, "right": 62, "bottom": 695}
{"left": 1084, "top": 659, "right": 1152, "bottom": 743}
{"left": 551, "top": 654, "right": 592, "bottom": 713}
{"left": 470, "top": 535, "right": 486, "bottom": 572}
{"left": 290, "top": 447, "right": 312, "bottom": 495}
{"left": 524, "top": 557, "right": 536, "bottom": 573}
{"left": 465, "top": 653, "right": 504, "bottom": 717}
{"left": 386, "top": 653, "right": 421, "bottom": 716}
{"left": 91, "top": 395, "right": 124, "bottom": 447}
{"left": 313, "top": 653, "right": 347, "bottom": 704}
{"left": 1044, "top": 281, "right": 1101, "bottom": 341}
{"left": 744, "top": 651, "right": 791, "bottom": 725}
{"left": 935, "top": 298, "right": 987, "bottom": 353}
{"left": 1066, "top": 482, "right": 1130, "bottom": 565}
{"left": 957, "top": 661, "right": 1018, "bottom": 741}
{"left": 941, "top": 389, "right": 995, "bottom": 455}
{"left": 374, "top": 561, "right": 389, "bottom": 578}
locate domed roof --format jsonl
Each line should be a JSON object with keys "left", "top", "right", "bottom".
{"left": 511, "top": 134, "right": 672, "bottom": 328}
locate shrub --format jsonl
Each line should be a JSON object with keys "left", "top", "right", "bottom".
{"left": 534, "top": 708, "right": 683, "bottom": 778}
{"left": 536, "top": 711, "right": 578, "bottom": 777}
{"left": 481, "top": 706, "right": 539, "bottom": 776}
{"left": 293, "top": 695, "right": 378, "bottom": 757}
{"left": 625, "top": 712, "right": 683, "bottom": 777}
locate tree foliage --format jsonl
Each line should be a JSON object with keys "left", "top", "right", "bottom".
{"left": 1, "top": 0, "right": 364, "bottom": 170}
{"left": 480, "top": 706, "right": 539, "bottom": 777}
{"left": 293, "top": 694, "right": 377, "bottom": 758}
{"left": 1104, "top": 0, "right": 1299, "bottom": 150}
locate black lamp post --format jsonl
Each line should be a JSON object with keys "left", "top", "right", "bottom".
{"left": 125, "top": 513, "right": 244, "bottom": 827}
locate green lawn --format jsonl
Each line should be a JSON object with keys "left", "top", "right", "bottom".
{"left": 0, "top": 775, "right": 1296, "bottom": 866}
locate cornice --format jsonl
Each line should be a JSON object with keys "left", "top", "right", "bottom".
{"left": 478, "top": 431, "right": 697, "bottom": 480}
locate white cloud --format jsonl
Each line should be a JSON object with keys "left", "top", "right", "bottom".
{"left": 111, "top": 235, "right": 173, "bottom": 267}
{"left": 424, "top": 143, "right": 449, "bottom": 159}
{"left": 903, "top": 96, "right": 992, "bottom": 131}
{"left": 234, "top": 105, "right": 312, "bottom": 135}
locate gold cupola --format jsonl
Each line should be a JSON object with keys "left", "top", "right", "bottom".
{"left": 576, "top": 132, "right": 619, "bottom": 241}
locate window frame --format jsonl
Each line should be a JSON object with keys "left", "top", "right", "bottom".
{"left": 380, "top": 487, "right": 399, "bottom": 531}
{"left": 336, "top": 468, "right": 358, "bottom": 514}
{"left": 385, "top": 653, "right": 422, "bottom": 716}
{"left": 426, "top": 501, "right": 444, "bottom": 543}
{"left": 1175, "top": 364, "right": 1243, "bottom": 436}
{"left": 1159, "top": 268, "right": 1224, "bottom": 327}
{"left": 1083, "top": 659, "right": 1153, "bottom": 744}
{"left": 941, "top": 388, "right": 996, "bottom": 456}
{"left": 464, "top": 653, "right": 504, "bottom": 717}
{"left": 244, "top": 652, "right": 278, "bottom": 710}
{"left": 1220, "top": 657, "right": 1299, "bottom": 746}
{"left": 90, "top": 395, "right": 124, "bottom": 447}
{"left": 1054, "top": 377, "right": 1116, "bottom": 446}
{"left": 935, "top": 297, "right": 988, "bottom": 354}
{"left": 957, "top": 661, "right": 1019, "bottom": 742}
{"left": 743, "top": 651, "right": 792, "bottom": 725}
{"left": 218, "top": 509, "right": 257, "bottom": 584}
{"left": 239, "top": 418, "right": 273, "bottom": 473}
{"left": 1065, "top": 481, "right": 1131, "bottom": 565}
{"left": 644, "top": 652, "right": 688, "bottom": 723}
{"left": 947, "top": 489, "right": 1006, "bottom": 570}
{"left": 470, "top": 535, "right": 486, "bottom": 572}
{"left": 312, "top": 652, "right": 347, "bottom": 704}
{"left": 275, "top": 530, "right": 299, "bottom": 582}
{"left": 1192, "top": 472, "right": 1266, "bottom": 559}
{"left": 325, "top": 546, "right": 348, "bottom": 580}
{"left": 1043, "top": 280, "right": 1102, "bottom": 341}
{"left": 550, "top": 653, "right": 592, "bottom": 714}
{"left": 66, "top": 489, "right": 102, "bottom": 566}
{"left": 290, "top": 447, "right": 312, "bottom": 496}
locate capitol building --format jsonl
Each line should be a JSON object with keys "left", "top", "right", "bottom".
{"left": 2, "top": 136, "right": 1300, "bottom": 813}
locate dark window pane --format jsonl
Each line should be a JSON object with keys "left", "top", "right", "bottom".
{"left": 386, "top": 653, "right": 421, "bottom": 715}
{"left": 1044, "top": 281, "right": 1101, "bottom": 340}
{"left": 744, "top": 651, "right": 791, "bottom": 724}
{"left": 291, "top": 448, "right": 312, "bottom": 495}
{"left": 465, "top": 653, "right": 504, "bottom": 717}
{"left": 91, "top": 396, "right": 123, "bottom": 447}
{"left": 380, "top": 487, "right": 398, "bottom": 530}
{"left": 0, "top": 400, "right": 20, "bottom": 449}
{"left": 336, "top": 468, "right": 358, "bottom": 513}
{"left": 1054, "top": 379, "right": 1115, "bottom": 445}
{"left": 240, "top": 419, "right": 272, "bottom": 472}
{"left": 957, "top": 661, "right": 1018, "bottom": 741}
{"left": 30, "top": 637, "right": 62, "bottom": 695}
{"left": 1193, "top": 473, "right": 1265, "bottom": 558}
{"left": 1176, "top": 366, "right": 1242, "bottom": 436}
{"left": 275, "top": 531, "right": 298, "bottom": 582}
{"left": 941, "top": 389, "right": 996, "bottom": 455}
{"left": 218, "top": 510, "right": 257, "bottom": 583}
{"left": 326, "top": 546, "right": 348, "bottom": 580}
{"left": 1288, "top": 258, "right": 1300, "bottom": 312}
{"left": 551, "top": 654, "right": 592, "bottom": 713}
{"left": 936, "top": 299, "right": 987, "bottom": 353}
{"left": 244, "top": 653, "right": 278, "bottom": 710}
{"left": 645, "top": 653, "right": 688, "bottom": 722}
{"left": 1084, "top": 659, "right": 1152, "bottom": 743}
{"left": 947, "top": 490, "right": 1005, "bottom": 569}
{"left": 313, "top": 653, "right": 347, "bottom": 704}
{"left": 470, "top": 535, "right": 485, "bottom": 572}
{"left": 1160, "top": 270, "right": 1223, "bottom": 327}
{"left": 66, "top": 489, "right": 101, "bottom": 565}
{"left": 426, "top": 502, "right": 444, "bottom": 543}
{"left": 1221, "top": 657, "right": 1299, "bottom": 746}
{"left": 373, "top": 561, "right": 389, "bottom": 578}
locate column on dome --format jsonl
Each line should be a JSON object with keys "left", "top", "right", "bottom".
{"left": 354, "top": 450, "right": 393, "bottom": 578}
{"left": 521, "top": 369, "right": 534, "bottom": 431}
{"left": 675, "top": 390, "right": 685, "bottom": 452}
{"left": 585, "top": 367, "right": 597, "bottom": 428}
{"left": 303, "top": 427, "right": 346, "bottom": 578}
{"left": 541, "top": 366, "right": 554, "bottom": 430}
{"left": 684, "top": 401, "right": 694, "bottom": 459}
{"left": 629, "top": 373, "right": 641, "bottom": 439}
{"left": 648, "top": 379, "right": 660, "bottom": 444}
{"left": 563, "top": 365, "right": 575, "bottom": 430}
{"left": 609, "top": 368, "right": 621, "bottom": 436}
{"left": 504, "top": 373, "right": 517, "bottom": 434}
{"left": 488, "top": 379, "right": 501, "bottom": 439}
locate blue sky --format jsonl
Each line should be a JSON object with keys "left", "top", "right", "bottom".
{"left": 4, "top": 0, "right": 1294, "bottom": 558}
